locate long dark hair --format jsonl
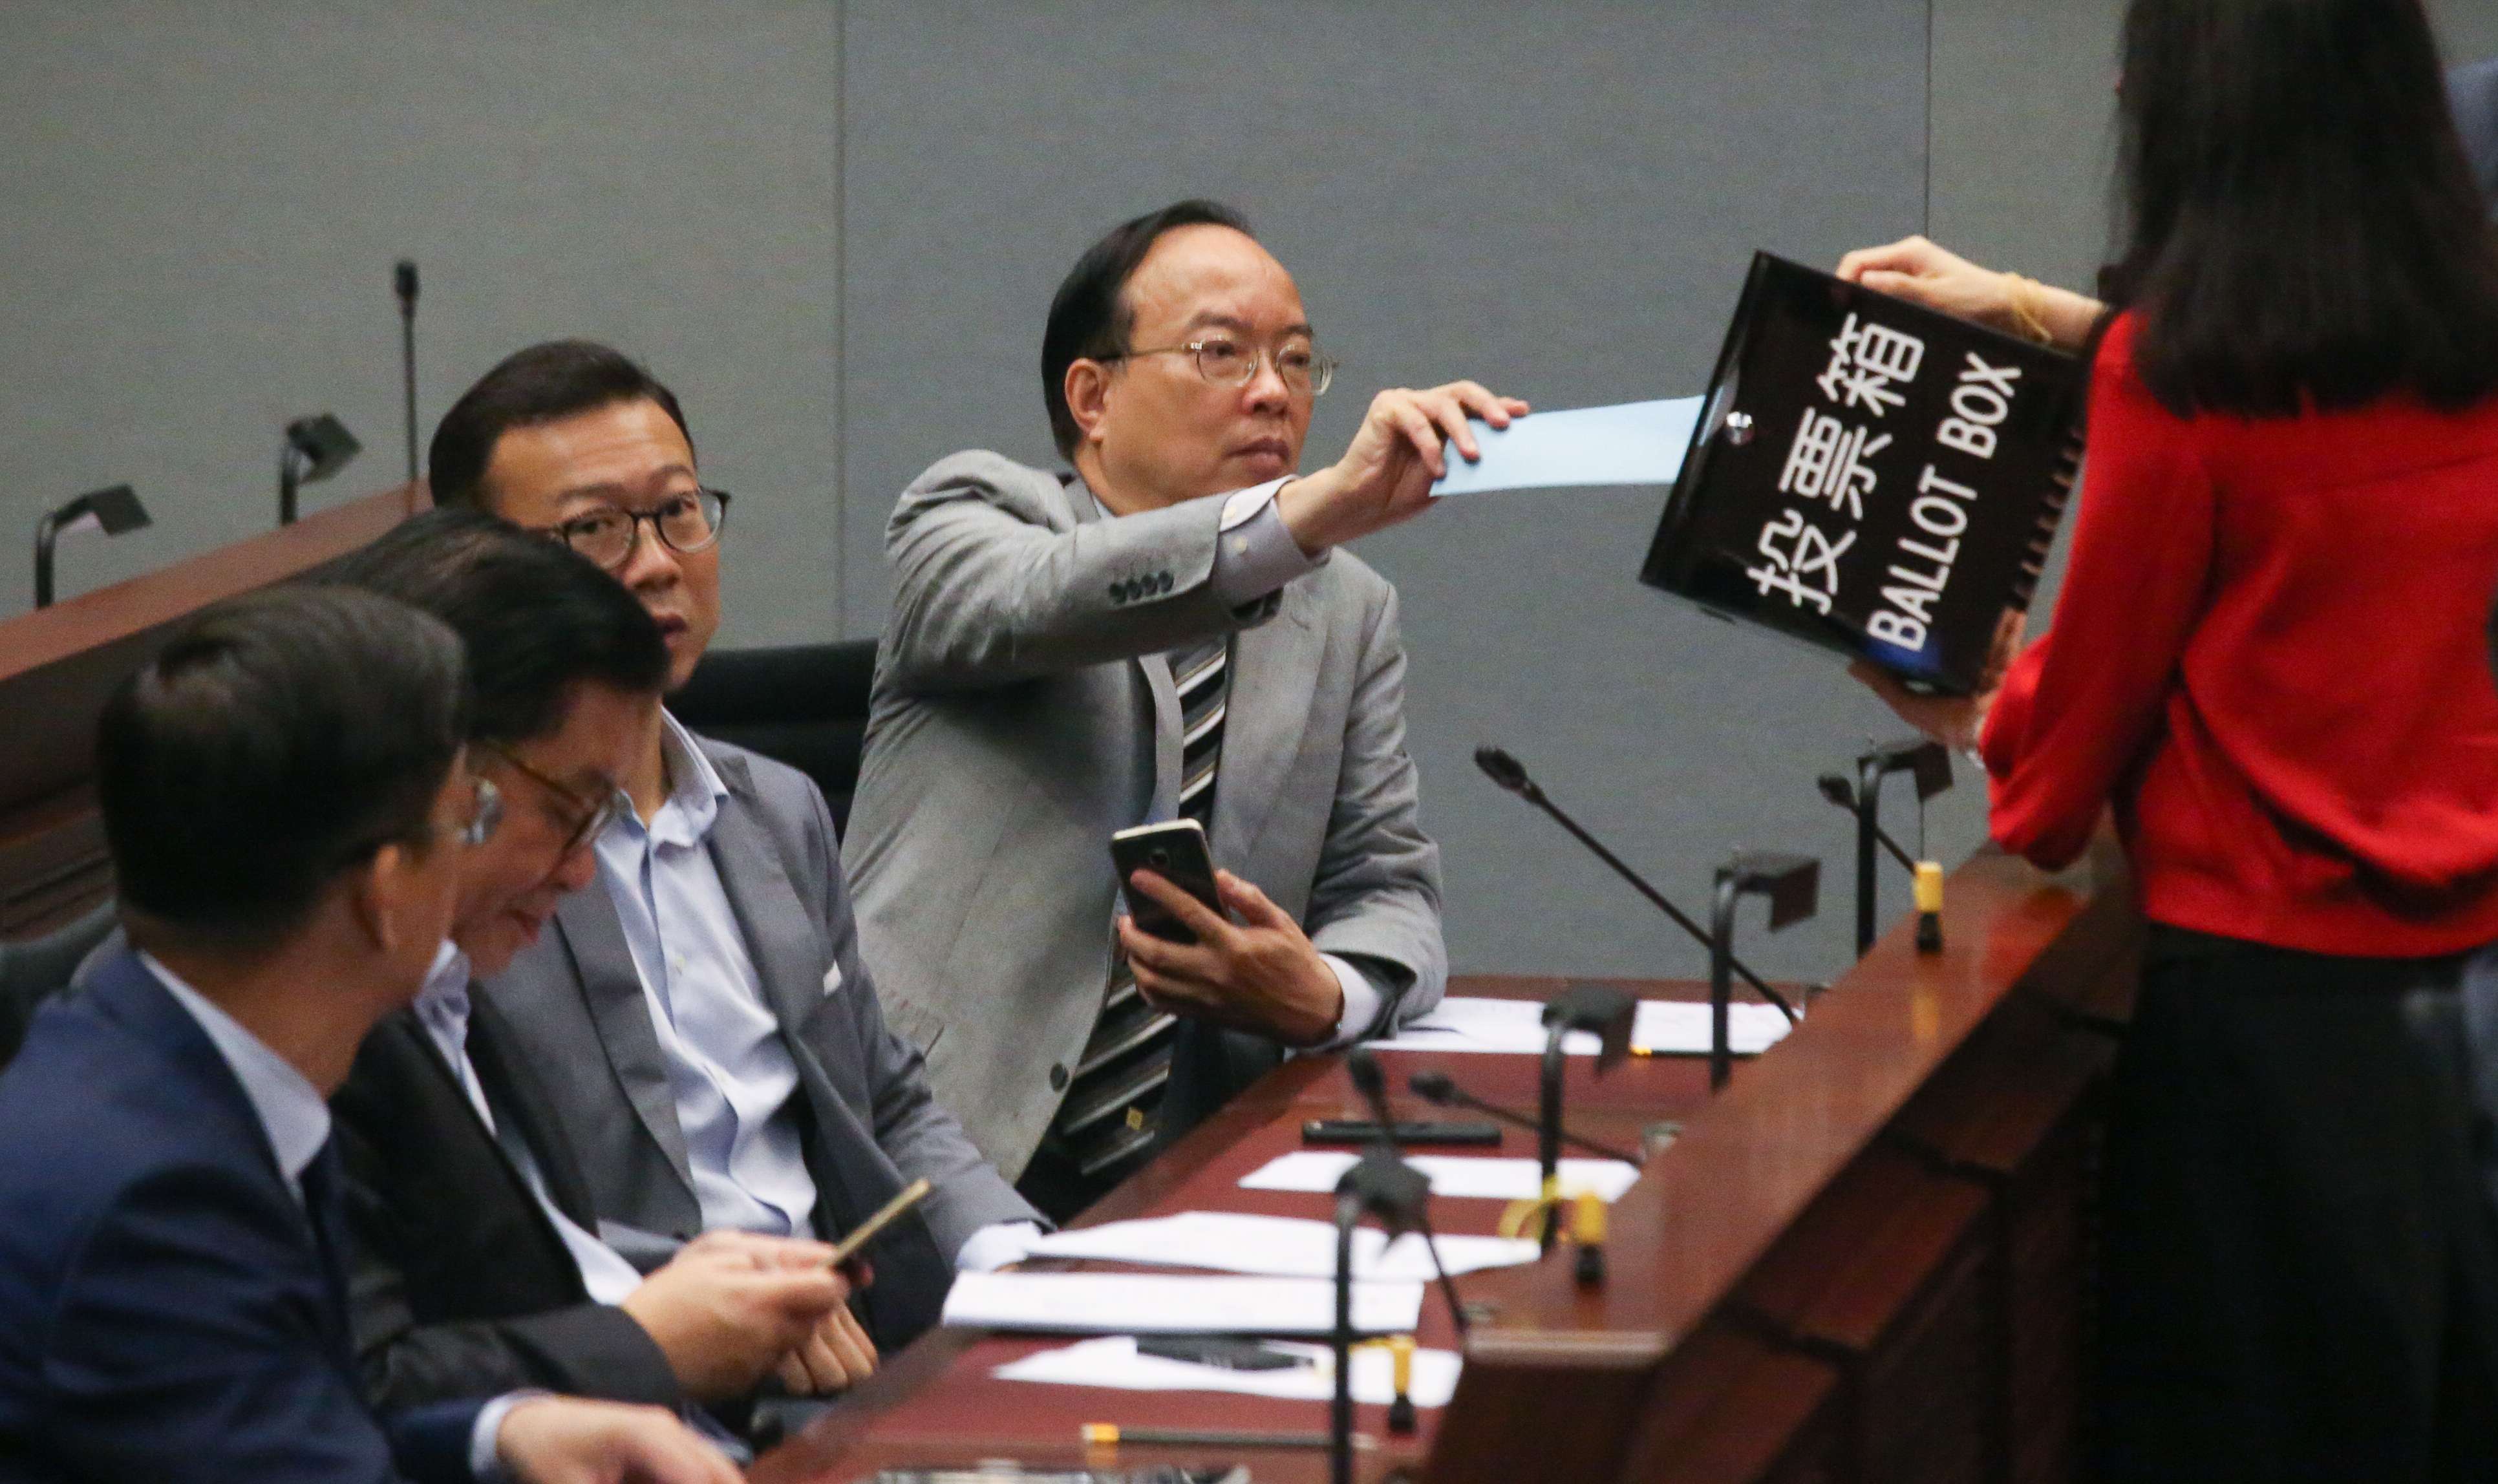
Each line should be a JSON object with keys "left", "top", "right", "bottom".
{"left": 2102, "top": 0, "right": 2498, "bottom": 416}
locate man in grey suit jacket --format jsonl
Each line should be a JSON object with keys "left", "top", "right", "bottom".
{"left": 425, "top": 342, "right": 1041, "bottom": 1355}
{"left": 843, "top": 199, "right": 1526, "bottom": 1216}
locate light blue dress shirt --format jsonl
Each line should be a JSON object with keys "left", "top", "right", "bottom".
{"left": 140, "top": 952, "right": 528, "bottom": 1480}
{"left": 595, "top": 713, "right": 820, "bottom": 1238}
{"left": 591, "top": 712, "right": 1043, "bottom": 1270}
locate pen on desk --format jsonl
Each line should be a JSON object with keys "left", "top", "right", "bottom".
{"left": 1081, "top": 1423, "right": 1376, "bottom": 1451}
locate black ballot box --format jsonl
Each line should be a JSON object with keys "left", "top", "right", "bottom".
{"left": 1640, "top": 252, "right": 2086, "bottom": 695}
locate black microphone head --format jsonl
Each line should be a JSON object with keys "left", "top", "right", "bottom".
{"left": 1346, "top": 1046, "right": 1385, "bottom": 1101}
{"left": 1817, "top": 773, "right": 1856, "bottom": 809}
{"left": 1408, "top": 1070, "right": 1457, "bottom": 1105}
{"left": 394, "top": 259, "right": 419, "bottom": 305}
{"left": 1474, "top": 746, "right": 1530, "bottom": 794}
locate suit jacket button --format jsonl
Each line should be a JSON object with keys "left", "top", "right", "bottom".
{"left": 1157, "top": 572, "right": 1173, "bottom": 593}
{"left": 1050, "top": 1063, "right": 1069, "bottom": 1091}
{"left": 1107, "top": 580, "right": 1125, "bottom": 602}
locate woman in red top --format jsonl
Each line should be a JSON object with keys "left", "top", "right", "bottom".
{"left": 1850, "top": 1, "right": 2498, "bottom": 1478}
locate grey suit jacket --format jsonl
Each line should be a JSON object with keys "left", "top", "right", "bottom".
{"left": 842, "top": 451, "right": 1446, "bottom": 1178}
{"left": 478, "top": 734, "right": 1035, "bottom": 1352}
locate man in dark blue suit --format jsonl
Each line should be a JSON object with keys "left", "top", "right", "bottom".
{"left": 0, "top": 586, "right": 739, "bottom": 1483}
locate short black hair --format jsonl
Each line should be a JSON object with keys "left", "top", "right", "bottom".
{"left": 98, "top": 586, "right": 467, "bottom": 949}
{"left": 1041, "top": 199, "right": 1254, "bottom": 459}
{"left": 427, "top": 340, "right": 696, "bottom": 509}
{"left": 323, "top": 507, "right": 670, "bottom": 747}
{"left": 2104, "top": 0, "right": 2498, "bottom": 416}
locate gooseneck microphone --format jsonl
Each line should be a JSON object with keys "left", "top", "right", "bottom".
{"left": 1817, "top": 774, "right": 1918, "bottom": 871}
{"left": 394, "top": 260, "right": 420, "bottom": 485}
{"left": 1408, "top": 1069, "right": 1645, "bottom": 1167}
{"left": 1345, "top": 1050, "right": 1469, "bottom": 1338}
{"left": 1327, "top": 1145, "right": 1431, "bottom": 1484}
{"left": 1475, "top": 747, "right": 1797, "bottom": 1023}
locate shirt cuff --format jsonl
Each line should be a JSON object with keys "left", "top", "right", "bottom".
{"left": 1318, "top": 953, "right": 1385, "bottom": 1049}
{"left": 1209, "top": 482, "right": 1327, "bottom": 607}
{"left": 956, "top": 1220, "right": 1050, "bottom": 1273}
{"left": 469, "top": 1391, "right": 545, "bottom": 1483}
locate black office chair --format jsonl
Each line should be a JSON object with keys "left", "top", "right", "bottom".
{"left": 0, "top": 901, "right": 119, "bottom": 1071}
{"left": 670, "top": 640, "right": 881, "bottom": 837}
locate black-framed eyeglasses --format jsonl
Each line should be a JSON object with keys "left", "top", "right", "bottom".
{"left": 542, "top": 488, "right": 731, "bottom": 573}
{"left": 1105, "top": 338, "right": 1336, "bottom": 396}
{"left": 476, "top": 741, "right": 621, "bottom": 857}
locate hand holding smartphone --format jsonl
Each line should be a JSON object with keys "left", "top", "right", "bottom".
{"left": 1110, "top": 820, "right": 1223, "bottom": 944}
{"left": 826, "top": 1177, "right": 930, "bottom": 1269}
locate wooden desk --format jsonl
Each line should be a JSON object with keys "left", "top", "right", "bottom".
{"left": 754, "top": 843, "right": 2140, "bottom": 1484}
{"left": 0, "top": 485, "right": 423, "bottom": 935}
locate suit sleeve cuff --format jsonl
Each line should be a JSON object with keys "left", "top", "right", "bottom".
{"left": 956, "top": 1220, "right": 1049, "bottom": 1272}
{"left": 1318, "top": 953, "right": 1386, "bottom": 1048}
{"left": 1209, "top": 482, "right": 1327, "bottom": 607}
{"left": 469, "top": 1391, "right": 544, "bottom": 1483}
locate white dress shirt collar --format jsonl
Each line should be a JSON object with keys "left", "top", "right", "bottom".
{"left": 140, "top": 951, "right": 332, "bottom": 1202}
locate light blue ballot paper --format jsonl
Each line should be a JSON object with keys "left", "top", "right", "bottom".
{"left": 1431, "top": 396, "right": 1703, "bottom": 497}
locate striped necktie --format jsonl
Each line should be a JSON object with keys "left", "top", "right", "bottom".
{"left": 1045, "top": 637, "right": 1231, "bottom": 1185}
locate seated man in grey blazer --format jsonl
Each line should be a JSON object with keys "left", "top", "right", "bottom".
{"left": 326, "top": 508, "right": 867, "bottom": 1434}
{"left": 843, "top": 198, "right": 1526, "bottom": 1218}
{"left": 423, "top": 342, "right": 1041, "bottom": 1353}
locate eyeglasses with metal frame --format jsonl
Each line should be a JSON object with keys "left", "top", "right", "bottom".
{"left": 1104, "top": 337, "right": 1337, "bottom": 396}
{"left": 475, "top": 742, "right": 621, "bottom": 857}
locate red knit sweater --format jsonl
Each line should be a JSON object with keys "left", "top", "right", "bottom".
{"left": 1980, "top": 313, "right": 2498, "bottom": 957}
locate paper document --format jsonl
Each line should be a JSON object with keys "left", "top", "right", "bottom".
{"left": 1366, "top": 995, "right": 1792, "bottom": 1057}
{"left": 1025, "top": 1211, "right": 1539, "bottom": 1281}
{"left": 1240, "top": 1150, "right": 1641, "bottom": 1203}
{"left": 996, "top": 1336, "right": 1463, "bottom": 1408}
{"left": 1431, "top": 396, "right": 1703, "bottom": 496}
{"left": 942, "top": 1271, "right": 1424, "bottom": 1337}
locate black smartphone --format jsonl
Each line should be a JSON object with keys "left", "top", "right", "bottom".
{"left": 1110, "top": 820, "right": 1221, "bottom": 944}
{"left": 1301, "top": 1118, "right": 1504, "bottom": 1147}
{"left": 1136, "top": 1335, "right": 1309, "bottom": 1372}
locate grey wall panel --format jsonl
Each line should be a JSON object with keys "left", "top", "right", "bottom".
{"left": 2436, "top": 0, "right": 2498, "bottom": 67}
{"left": 0, "top": 0, "right": 839, "bottom": 647}
{"left": 840, "top": 0, "right": 1934, "bottom": 980}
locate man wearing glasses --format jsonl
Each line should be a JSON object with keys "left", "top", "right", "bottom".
{"left": 842, "top": 198, "right": 1526, "bottom": 1217}
{"left": 0, "top": 584, "right": 742, "bottom": 1484}
{"left": 422, "top": 343, "right": 1040, "bottom": 1364}
{"left": 324, "top": 509, "right": 871, "bottom": 1439}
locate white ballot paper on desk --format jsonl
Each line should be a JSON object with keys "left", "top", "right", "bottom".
{"left": 1240, "top": 1150, "right": 1641, "bottom": 1203}
{"left": 943, "top": 1271, "right": 1424, "bottom": 1337}
{"left": 1431, "top": 396, "right": 1703, "bottom": 497}
{"left": 1367, "top": 995, "right": 1793, "bottom": 1057}
{"left": 996, "top": 1336, "right": 1464, "bottom": 1409}
{"left": 1025, "top": 1210, "right": 1539, "bottom": 1281}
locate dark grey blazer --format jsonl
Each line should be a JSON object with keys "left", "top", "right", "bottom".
{"left": 332, "top": 995, "right": 681, "bottom": 1412}
{"left": 842, "top": 452, "right": 1446, "bottom": 1179}
{"left": 478, "top": 734, "right": 1035, "bottom": 1354}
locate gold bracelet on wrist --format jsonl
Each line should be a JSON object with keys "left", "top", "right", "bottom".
{"left": 2003, "top": 274, "right": 2057, "bottom": 346}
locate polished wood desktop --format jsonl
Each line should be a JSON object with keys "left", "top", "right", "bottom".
{"left": 0, "top": 484, "right": 425, "bottom": 935}
{"left": 755, "top": 843, "right": 2140, "bottom": 1484}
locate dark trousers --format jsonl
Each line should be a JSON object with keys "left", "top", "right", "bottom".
{"left": 2093, "top": 928, "right": 2498, "bottom": 1481}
